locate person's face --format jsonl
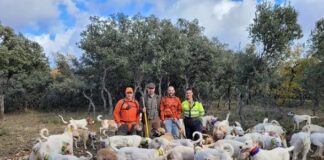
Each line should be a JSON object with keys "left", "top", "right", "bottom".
{"left": 185, "top": 90, "right": 193, "bottom": 100}
{"left": 147, "top": 87, "right": 155, "bottom": 95}
{"left": 167, "top": 86, "right": 175, "bottom": 96}
{"left": 126, "top": 92, "right": 133, "bottom": 99}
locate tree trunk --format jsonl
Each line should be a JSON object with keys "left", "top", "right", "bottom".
{"left": 312, "top": 97, "right": 319, "bottom": 116}
{"left": 217, "top": 93, "right": 225, "bottom": 108}
{"left": 237, "top": 93, "right": 245, "bottom": 127}
{"left": 104, "top": 88, "right": 113, "bottom": 115}
{"left": 227, "top": 84, "right": 231, "bottom": 111}
{"left": 101, "top": 89, "right": 107, "bottom": 111}
{"left": 101, "top": 68, "right": 108, "bottom": 112}
{"left": 0, "top": 95, "right": 4, "bottom": 122}
{"left": 158, "top": 76, "right": 162, "bottom": 96}
{"left": 82, "top": 91, "right": 96, "bottom": 118}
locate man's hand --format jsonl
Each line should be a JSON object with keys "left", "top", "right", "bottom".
{"left": 117, "top": 122, "right": 124, "bottom": 127}
{"left": 143, "top": 107, "right": 146, "bottom": 112}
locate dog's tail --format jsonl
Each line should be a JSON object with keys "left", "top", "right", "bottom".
{"left": 311, "top": 116, "right": 319, "bottom": 119}
{"left": 97, "top": 115, "right": 103, "bottom": 122}
{"left": 271, "top": 120, "right": 280, "bottom": 126}
{"left": 192, "top": 131, "right": 203, "bottom": 145}
{"left": 225, "top": 112, "right": 230, "bottom": 121}
{"left": 263, "top": 118, "right": 269, "bottom": 124}
{"left": 80, "top": 151, "right": 93, "bottom": 160}
{"left": 58, "top": 115, "right": 68, "bottom": 124}
{"left": 40, "top": 128, "right": 49, "bottom": 140}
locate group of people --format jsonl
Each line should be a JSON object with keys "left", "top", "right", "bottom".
{"left": 113, "top": 83, "right": 205, "bottom": 140}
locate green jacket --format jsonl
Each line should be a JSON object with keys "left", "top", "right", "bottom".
{"left": 182, "top": 100, "right": 205, "bottom": 118}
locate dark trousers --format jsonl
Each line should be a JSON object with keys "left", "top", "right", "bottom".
{"left": 184, "top": 117, "right": 202, "bottom": 140}
{"left": 116, "top": 124, "right": 143, "bottom": 136}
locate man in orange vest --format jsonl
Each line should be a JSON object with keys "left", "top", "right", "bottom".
{"left": 160, "top": 86, "right": 182, "bottom": 139}
{"left": 114, "top": 87, "right": 141, "bottom": 135}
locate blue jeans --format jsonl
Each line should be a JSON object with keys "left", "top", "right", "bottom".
{"left": 164, "top": 119, "right": 179, "bottom": 139}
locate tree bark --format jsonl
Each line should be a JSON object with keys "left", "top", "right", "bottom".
{"left": 312, "top": 97, "right": 319, "bottom": 116}
{"left": 217, "top": 93, "right": 225, "bottom": 108}
{"left": 227, "top": 84, "right": 231, "bottom": 111}
{"left": 104, "top": 88, "right": 113, "bottom": 115}
{"left": 237, "top": 92, "right": 245, "bottom": 127}
{"left": 101, "top": 68, "right": 108, "bottom": 112}
{"left": 158, "top": 76, "right": 162, "bottom": 96}
{"left": 82, "top": 90, "right": 96, "bottom": 118}
{"left": 0, "top": 95, "right": 4, "bottom": 122}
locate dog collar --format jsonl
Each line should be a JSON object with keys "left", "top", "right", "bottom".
{"left": 210, "top": 119, "right": 218, "bottom": 125}
{"left": 250, "top": 147, "right": 260, "bottom": 157}
{"left": 155, "top": 148, "right": 164, "bottom": 157}
{"left": 44, "top": 154, "right": 49, "bottom": 160}
{"left": 271, "top": 138, "right": 276, "bottom": 145}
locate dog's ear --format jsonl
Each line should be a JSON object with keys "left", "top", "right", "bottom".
{"left": 234, "top": 121, "right": 241, "bottom": 127}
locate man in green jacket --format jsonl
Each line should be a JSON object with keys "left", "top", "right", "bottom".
{"left": 182, "top": 88, "right": 205, "bottom": 140}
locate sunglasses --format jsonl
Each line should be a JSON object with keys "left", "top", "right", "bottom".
{"left": 126, "top": 92, "right": 133, "bottom": 94}
{"left": 148, "top": 87, "right": 155, "bottom": 89}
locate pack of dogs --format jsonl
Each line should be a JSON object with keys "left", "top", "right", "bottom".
{"left": 28, "top": 112, "right": 324, "bottom": 160}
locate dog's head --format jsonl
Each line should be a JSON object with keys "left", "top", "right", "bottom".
{"left": 271, "top": 136, "right": 282, "bottom": 147}
{"left": 87, "top": 117, "right": 95, "bottom": 125}
{"left": 157, "top": 128, "right": 166, "bottom": 135}
{"left": 149, "top": 137, "right": 168, "bottom": 149}
{"left": 233, "top": 126, "right": 245, "bottom": 136}
{"left": 239, "top": 139, "right": 258, "bottom": 153}
{"left": 287, "top": 111, "right": 295, "bottom": 116}
{"left": 88, "top": 131, "right": 97, "bottom": 141}
{"left": 61, "top": 142, "right": 73, "bottom": 155}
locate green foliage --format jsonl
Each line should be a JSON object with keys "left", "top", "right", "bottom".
{"left": 249, "top": 1, "right": 302, "bottom": 68}
{"left": 309, "top": 18, "right": 324, "bottom": 60}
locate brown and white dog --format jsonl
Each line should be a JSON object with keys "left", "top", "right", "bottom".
{"left": 58, "top": 115, "right": 94, "bottom": 129}
{"left": 73, "top": 128, "right": 97, "bottom": 150}
{"left": 97, "top": 115, "right": 118, "bottom": 135}
{"left": 97, "top": 148, "right": 118, "bottom": 160}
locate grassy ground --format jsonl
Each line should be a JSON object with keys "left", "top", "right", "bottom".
{"left": 0, "top": 110, "right": 105, "bottom": 159}
{"left": 0, "top": 102, "right": 323, "bottom": 159}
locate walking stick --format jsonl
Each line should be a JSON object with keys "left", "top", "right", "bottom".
{"left": 142, "top": 97, "right": 150, "bottom": 138}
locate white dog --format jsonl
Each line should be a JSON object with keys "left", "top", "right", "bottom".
{"left": 195, "top": 144, "right": 234, "bottom": 160}
{"left": 302, "top": 124, "right": 324, "bottom": 133}
{"left": 201, "top": 115, "right": 218, "bottom": 132}
{"left": 288, "top": 112, "right": 318, "bottom": 130}
{"left": 289, "top": 130, "right": 311, "bottom": 160}
{"left": 97, "top": 115, "right": 118, "bottom": 134}
{"left": 310, "top": 132, "right": 324, "bottom": 159}
{"left": 117, "top": 147, "right": 170, "bottom": 160}
{"left": 40, "top": 124, "right": 75, "bottom": 153}
{"left": 240, "top": 139, "right": 294, "bottom": 160}
{"left": 100, "top": 135, "right": 151, "bottom": 151}
{"left": 212, "top": 139, "right": 246, "bottom": 159}
{"left": 30, "top": 124, "right": 76, "bottom": 160}
{"left": 58, "top": 115, "right": 94, "bottom": 129}
{"left": 227, "top": 121, "right": 245, "bottom": 136}
{"left": 47, "top": 151, "right": 93, "bottom": 160}
{"left": 29, "top": 138, "right": 74, "bottom": 160}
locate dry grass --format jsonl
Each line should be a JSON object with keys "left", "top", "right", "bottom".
{"left": 0, "top": 110, "right": 107, "bottom": 159}
{"left": 0, "top": 103, "right": 323, "bottom": 159}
